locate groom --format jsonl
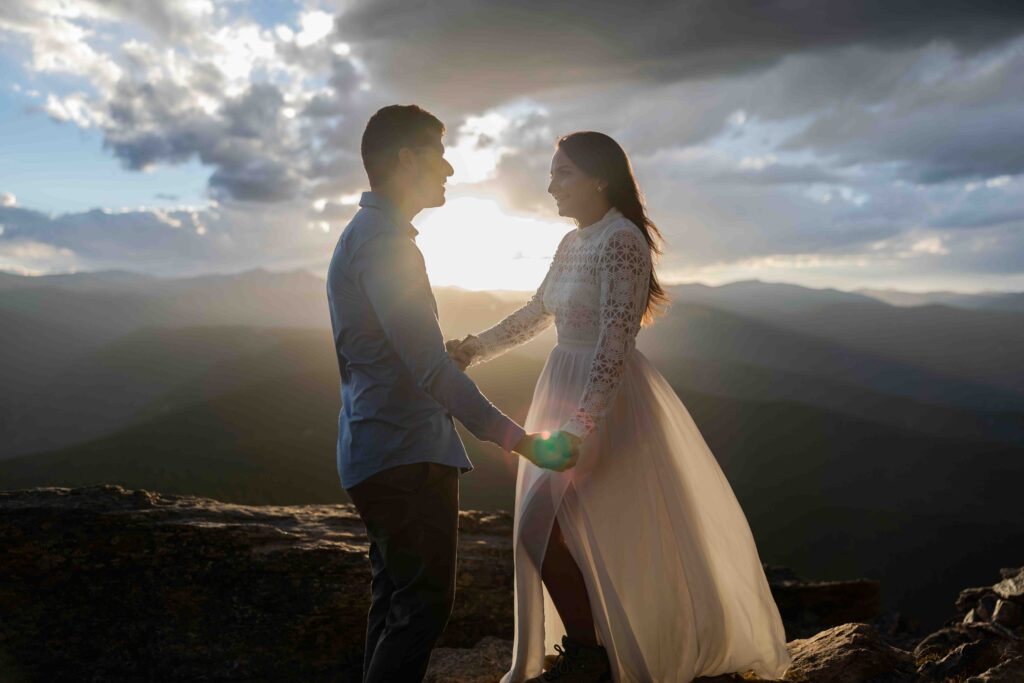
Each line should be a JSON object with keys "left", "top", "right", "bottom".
{"left": 326, "top": 104, "right": 577, "bottom": 682}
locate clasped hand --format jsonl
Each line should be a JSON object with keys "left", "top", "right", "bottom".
{"left": 514, "top": 431, "right": 581, "bottom": 472}
{"left": 445, "top": 334, "right": 482, "bottom": 371}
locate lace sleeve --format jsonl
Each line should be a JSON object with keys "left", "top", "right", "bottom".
{"left": 561, "top": 228, "right": 650, "bottom": 438}
{"left": 469, "top": 233, "right": 569, "bottom": 365}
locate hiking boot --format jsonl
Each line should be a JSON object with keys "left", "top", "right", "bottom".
{"left": 525, "top": 635, "right": 611, "bottom": 682}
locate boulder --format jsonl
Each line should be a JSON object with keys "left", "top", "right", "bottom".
{"left": 782, "top": 623, "right": 916, "bottom": 683}
{"left": 993, "top": 568, "right": 1024, "bottom": 603}
{"left": 917, "top": 639, "right": 1005, "bottom": 681}
{"left": 966, "top": 655, "right": 1024, "bottom": 682}
{"left": 914, "top": 623, "right": 1024, "bottom": 682}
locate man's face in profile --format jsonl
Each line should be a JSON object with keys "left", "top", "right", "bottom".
{"left": 411, "top": 136, "right": 454, "bottom": 209}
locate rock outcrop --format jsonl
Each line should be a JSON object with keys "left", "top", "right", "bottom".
{"left": 1, "top": 485, "right": 1021, "bottom": 682}
{"left": 0, "top": 484, "right": 510, "bottom": 681}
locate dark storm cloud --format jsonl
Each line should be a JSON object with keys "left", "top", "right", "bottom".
{"left": 934, "top": 207, "right": 1024, "bottom": 230}
{"left": 774, "top": 35, "right": 1024, "bottom": 180}
{"left": 930, "top": 181, "right": 1024, "bottom": 230}
{"left": 332, "top": 0, "right": 1024, "bottom": 281}
{"left": 332, "top": 0, "right": 1024, "bottom": 200}
{"left": 790, "top": 106, "right": 1024, "bottom": 183}
{"left": 454, "top": 37, "right": 1024, "bottom": 235}
{"left": 336, "top": 0, "right": 1024, "bottom": 107}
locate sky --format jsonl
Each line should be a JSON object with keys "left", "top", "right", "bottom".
{"left": 1, "top": 1, "right": 1023, "bottom": 293}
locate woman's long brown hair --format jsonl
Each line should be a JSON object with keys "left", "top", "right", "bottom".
{"left": 558, "top": 131, "right": 670, "bottom": 326}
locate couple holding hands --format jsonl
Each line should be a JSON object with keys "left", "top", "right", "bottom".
{"left": 326, "top": 104, "right": 791, "bottom": 682}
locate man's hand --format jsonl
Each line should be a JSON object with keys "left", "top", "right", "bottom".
{"left": 513, "top": 431, "right": 581, "bottom": 472}
{"left": 445, "top": 334, "right": 483, "bottom": 371}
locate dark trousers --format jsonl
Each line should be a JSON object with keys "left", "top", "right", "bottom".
{"left": 345, "top": 462, "right": 460, "bottom": 683}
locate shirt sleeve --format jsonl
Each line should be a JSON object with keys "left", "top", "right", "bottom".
{"left": 470, "top": 232, "right": 570, "bottom": 365}
{"left": 355, "top": 232, "right": 526, "bottom": 451}
{"left": 561, "top": 228, "right": 651, "bottom": 439}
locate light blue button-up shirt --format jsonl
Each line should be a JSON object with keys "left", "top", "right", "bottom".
{"left": 326, "top": 191, "right": 526, "bottom": 489}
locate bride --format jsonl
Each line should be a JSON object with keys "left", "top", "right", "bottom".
{"left": 448, "top": 132, "right": 792, "bottom": 682}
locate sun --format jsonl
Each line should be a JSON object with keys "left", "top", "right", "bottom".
{"left": 416, "top": 197, "right": 571, "bottom": 292}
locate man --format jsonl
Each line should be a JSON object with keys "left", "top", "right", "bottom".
{"left": 326, "top": 104, "right": 577, "bottom": 683}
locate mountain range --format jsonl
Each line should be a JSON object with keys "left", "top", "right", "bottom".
{"left": 1, "top": 269, "right": 1022, "bottom": 629}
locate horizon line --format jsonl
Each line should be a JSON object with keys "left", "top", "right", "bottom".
{"left": 2, "top": 266, "right": 1022, "bottom": 298}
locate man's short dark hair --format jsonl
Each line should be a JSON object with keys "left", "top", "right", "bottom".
{"left": 361, "top": 104, "right": 445, "bottom": 188}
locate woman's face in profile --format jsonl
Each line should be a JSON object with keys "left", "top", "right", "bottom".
{"left": 547, "top": 147, "right": 602, "bottom": 220}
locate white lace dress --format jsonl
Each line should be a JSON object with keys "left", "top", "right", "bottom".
{"left": 470, "top": 208, "right": 792, "bottom": 683}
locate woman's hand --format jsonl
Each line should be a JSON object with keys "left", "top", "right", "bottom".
{"left": 513, "top": 431, "right": 580, "bottom": 472}
{"left": 445, "top": 334, "right": 483, "bottom": 370}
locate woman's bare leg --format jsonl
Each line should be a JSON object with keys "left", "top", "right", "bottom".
{"left": 541, "top": 517, "right": 598, "bottom": 646}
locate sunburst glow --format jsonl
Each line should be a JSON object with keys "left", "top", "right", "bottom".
{"left": 417, "top": 197, "right": 570, "bottom": 291}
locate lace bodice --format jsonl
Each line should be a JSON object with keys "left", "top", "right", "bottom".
{"left": 472, "top": 208, "right": 652, "bottom": 438}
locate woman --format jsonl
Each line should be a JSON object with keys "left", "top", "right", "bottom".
{"left": 449, "top": 132, "right": 792, "bottom": 682}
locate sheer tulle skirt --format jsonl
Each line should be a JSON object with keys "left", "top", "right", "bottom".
{"left": 500, "top": 341, "right": 792, "bottom": 683}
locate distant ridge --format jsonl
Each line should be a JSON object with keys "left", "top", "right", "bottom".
{"left": 856, "top": 287, "right": 1024, "bottom": 313}
{"left": 4, "top": 268, "right": 1022, "bottom": 308}
{"left": 0, "top": 269, "right": 157, "bottom": 291}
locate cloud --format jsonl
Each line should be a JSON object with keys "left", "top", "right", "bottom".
{"left": 2, "top": 0, "right": 376, "bottom": 209}
{"left": 1, "top": 193, "right": 16, "bottom": 207}
{"left": 209, "top": 158, "right": 303, "bottom": 202}
{"left": 782, "top": 40, "right": 1024, "bottom": 182}
{"left": 0, "top": 201, "right": 337, "bottom": 276}
{"left": 336, "top": 0, "right": 1024, "bottom": 109}
{"left": 931, "top": 176, "right": 1024, "bottom": 230}
{"left": 1, "top": 0, "right": 1022, "bottom": 289}
{"left": 0, "top": 238, "right": 78, "bottom": 275}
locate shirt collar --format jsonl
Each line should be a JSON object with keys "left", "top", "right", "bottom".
{"left": 359, "top": 191, "right": 419, "bottom": 238}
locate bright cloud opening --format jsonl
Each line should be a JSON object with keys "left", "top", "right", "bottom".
{"left": 416, "top": 197, "right": 570, "bottom": 291}
{"left": 447, "top": 113, "right": 512, "bottom": 185}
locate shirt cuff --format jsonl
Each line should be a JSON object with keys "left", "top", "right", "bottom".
{"left": 495, "top": 415, "right": 527, "bottom": 453}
